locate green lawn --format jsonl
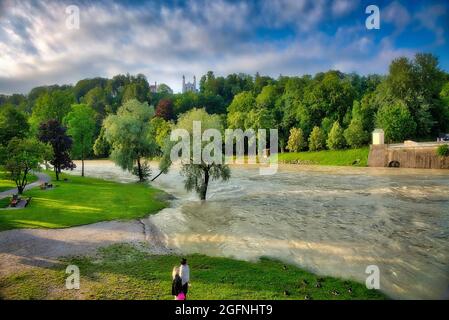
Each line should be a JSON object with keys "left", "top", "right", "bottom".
{"left": 278, "top": 148, "right": 370, "bottom": 166}
{"left": 0, "top": 172, "right": 167, "bottom": 231}
{"left": 0, "top": 244, "right": 387, "bottom": 300}
{"left": 0, "top": 171, "right": 38, "bottom": 192}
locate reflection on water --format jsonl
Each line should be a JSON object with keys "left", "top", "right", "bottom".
{"left": 71, "top": 161, "right": 449, "bottom": 299}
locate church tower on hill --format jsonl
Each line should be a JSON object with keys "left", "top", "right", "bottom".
{"left": 182, "top": 75, "right": 198, "bottom": 93}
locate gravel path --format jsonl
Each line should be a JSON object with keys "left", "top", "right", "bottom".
{"left": 0, "top": 216, "right": 171, "bottom": 276}
{"left": 0, "top": 172, "right": 50, "bottom": 199}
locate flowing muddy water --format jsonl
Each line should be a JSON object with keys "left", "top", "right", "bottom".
{"left": 72, "top": 160, "right": 449, "bottom": 299}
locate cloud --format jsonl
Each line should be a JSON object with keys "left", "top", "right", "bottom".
{"left": 383, "top": 1, "right": 412, "bottom": 33}
{"left": 415, "top": 4, "right": 447, "bottom": 45}
{"left": 0, "top": 0, "right": 447, "bottom": 95}
{"left": 260, "top": 0, "right": 327, "bottom": 31}
{"left": 332, "top": 0, "right": 359, "bottom": 17}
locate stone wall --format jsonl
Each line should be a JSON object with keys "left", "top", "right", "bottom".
{"left": 368, "top": 144, "right": 449, "bottom": 169}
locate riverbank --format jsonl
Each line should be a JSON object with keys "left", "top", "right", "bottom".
{"left": 3, "top": 161, "right": 447, "bottom": 299}
{"left": 0, "top": 171, "right": 167, "bottom": 231}
{"left": 0, "top": 243, "right": 387, "bottom": 300}
{"left": 278, "top": 148, "right": 369, "bottom": 166}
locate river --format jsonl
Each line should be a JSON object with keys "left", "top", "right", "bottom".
{"left": 71, "top": 160, "right": 449, "bottom": 299}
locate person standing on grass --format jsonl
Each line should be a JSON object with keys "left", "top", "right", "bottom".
{"left": 172, "top": 266, "right": 184, "bottom": 300}
{"left": 180, "top": 258, "right": 190, "bottom": 298}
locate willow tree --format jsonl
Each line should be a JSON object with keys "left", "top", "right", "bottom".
{"left": 103, "top": 99, "right": 158, "bottom": 182}
{"left": 171, "top": 108, "right": 230, "bottom": 200}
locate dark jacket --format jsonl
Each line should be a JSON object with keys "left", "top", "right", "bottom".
{"left": 172, "top": 275, "right": 183, "bottom": 296}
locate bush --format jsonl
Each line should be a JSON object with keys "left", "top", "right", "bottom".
{"left": 308, "top": 126, "right": 326, "bottom": 151}
{"left": 287, "top": 128, "right": 306, "bottom": 152}
{"left": 326, "top": 121, "right": 346, "bottom": 150}
{"left": 437, "top": 144, "right": 449, "bottom": 157}
{"left": 375, "top": 102, "right": 416, "bottom": 143}
{"left": 344, "top": 118, "right": 369, "bottom": 148}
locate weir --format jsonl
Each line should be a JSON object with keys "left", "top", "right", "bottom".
{"left": 367, "top": 129, "right": 449, "bottom": 169}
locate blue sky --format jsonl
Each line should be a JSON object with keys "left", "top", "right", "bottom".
{"left": 0, "top": 0, "right": 448, "bottom": 94}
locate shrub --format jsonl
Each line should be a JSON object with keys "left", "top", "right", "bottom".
{"left": 344, "top": 118, "right": 369, "bottom": 148}
{"left": 437, "top": 144, "right": 449, "bottom": 157}
{"left": 308, "top": 126, "right": 326, "bottom": 151}
{"left": 287, "top": 128, "right": 306, "bottom": 152}
{"left": 375, "top": 102, "right": 416, "bottom": 143}
{"left": 326, "top": 121, "right": 346, "bottom": 150}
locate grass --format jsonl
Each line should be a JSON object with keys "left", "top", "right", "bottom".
{"left": 278, "top": 148, "right": 370, "bottom": 166}
{"left": 0, "top": 171, "right": 38, "bottom": 192}
{"left": 0, "top": 172, "right": 167, "bottom": 231}
{"left": 0, "top": 244, "right": 387, "bottom": 300}
{"left": 0, "top": 197, "right": 10, "bottom": 208}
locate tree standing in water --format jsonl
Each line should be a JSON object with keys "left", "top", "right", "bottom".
{"left": 171, "top": 108, "right": 230, "bottom": 200}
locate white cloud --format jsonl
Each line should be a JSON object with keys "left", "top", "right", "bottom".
{"left": 415, "top": 4, "right": 447, "bottom": 45}
{"left": 332, "top": 0, "right": 359, "bottom": 17}
{"left": 383, "top": 1, "right": 411, "bottom": 33}
{"left": 0, "top": 0, "right": 446, "bottom": 94}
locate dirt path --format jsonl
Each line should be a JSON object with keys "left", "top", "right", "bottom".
{"left": 0, "top": 216, "right": 171, "bottom": 276}
{"left": 0, "top": 172, "right": 51, "bottom": 199}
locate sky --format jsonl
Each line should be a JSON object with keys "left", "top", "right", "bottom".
{"left": 0, "top": 0, "right": 448, "bottom": 94}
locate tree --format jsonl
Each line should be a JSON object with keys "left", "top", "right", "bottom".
{"left": 173, "top": 108, "right": 230, "bottom": 200}
{"left": 30, "top": 90, "right": 75, "bottom": 129}
{"left": 327, "top": 121, "right": 346, "bottom": 150}
{"left": 256, "top": 85, "right": 278, "bottom": 109}
{"left": 155, "top": 99, "right": 174, "bottom": 120}
{"left": 244, "top": 108, "right": 276, "bottom": 132}
{"left": 286, "top": 128, "right": 306, "bottom": 152}
{"left": 64, "top": 104, "right": 97, "bottom": 177}
{"left": 93, "top": 127, "right": 111, "bottom": 158}
{"left": 308, "top": 126, "right": 326, "bottom": 151}
{"left": 438, "top": 82, "right": 449, "bottom": 132}
{"left": 121, "top": 74, "right": 150, "bottom": 103}
{"left": 227, "top": 91, "right": 255, "bottom": 114}
{"left": 198, "top": 93, "right": 226, "bottom": 114}
{"left": 302, "top": 71, "right": 356, "bottom": 126}
{"left": 150, "top": 117, "right": 172, "bottom": 152}
{"left": 254, "top": 73, "right": 274, "bottom": 95}
{"left": 157, "top": 83, "right": 173, "bottom": 95}
{"left": 173, "top": 91, "right": 198, "bottom": 116}
{"left": 375, "top": 102, "right": 416, "bottom": 143}
{"left": 321, "top": 117, "right": 334, "bottom": 138}
{"left": 278, "top": 76, "right": 310, "bottom": 151}
{"left": 344, "top": 118, "right": 369, "bottom": 148}
{"left": 103, "top": 99, "right": 158, "bottom": 182}
{"left": 381, "top": 53, "right": 446, "bottom": 137}
{"left": 73, "top": 77, "right": 108, "bottom": 102}
{"left": 2, "top": 138, "right": 52, "bottom": 194}
{"left": 83, "top": 87, "right": 108, "bottom": 116}
{"left": 38, "top": 120, "right": 75, "bottom": 181}
{"left": 0, "top": 106, "right": 29, "bottom": 146}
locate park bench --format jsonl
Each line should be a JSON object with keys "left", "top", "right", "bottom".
{"left": 9, "top": 195, "right": 20, "bottom": 207}
{"left": 8, "top": 195, "right": 32, "bottom": 208}
{"left": 40, "top": 182, "right": 54, "bottom": 190}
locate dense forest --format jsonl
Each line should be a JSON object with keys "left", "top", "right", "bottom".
{"left": 1, "top": 53, "right": 449, "bottom": 160}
